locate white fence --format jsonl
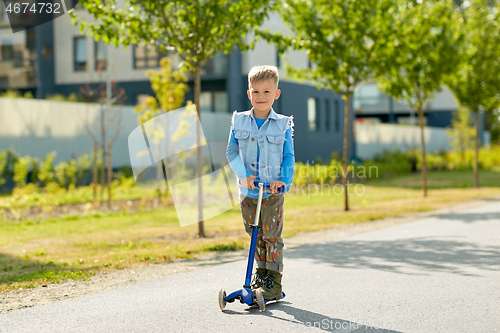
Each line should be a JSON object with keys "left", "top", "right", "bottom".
{"left": 0, "top": 98, "right": 232, "bottom": 168}
{"left": 355, "top": 123, "right": 453, "bottom": 160}
{"left": 3, "top": 97, "right": 490, "bottom": 165}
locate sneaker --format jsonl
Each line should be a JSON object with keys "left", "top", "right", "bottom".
{"left": 261, "top": 270, "right": 282, "bottom": 300}
{"left": 251, "top": 268, "right": 267, "bottom": 290}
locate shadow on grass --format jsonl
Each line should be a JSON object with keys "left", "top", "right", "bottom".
{"left": 0, "top": 253, "right": 94, "bottom": 292}
{"left": 223, "top": 301, "right": 402, "bottom": 332}
{"left": 286, "top": 237, "right": 500, "bottom": 277}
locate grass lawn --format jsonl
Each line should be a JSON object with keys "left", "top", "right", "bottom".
{"left": 1, "top": 169, "right": 499, "bottom": 292}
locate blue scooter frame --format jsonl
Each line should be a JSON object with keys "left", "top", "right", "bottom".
{"left": 219, "top": 181, "right": 286, "bottom": 312}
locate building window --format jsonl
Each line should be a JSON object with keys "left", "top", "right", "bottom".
{"left": 0, "top": 30, "right": 36, "bottom": 89}
{"left": 334, "top": 100, "right": 340, "bottom": 132}
{"left": 199, "top": 91, "right": 228, "bottom": 113}
{"left": 133, "top": 44, "right": 182, "bottom": 70}
{"left": 133, "top": 44, "right": 164, "bottom": 68}
{"left": 200, "top": 91, "right": 212, "bottom": 112}
{"left": 200, "top": 53, "right": 228, "bottom": 75}
{"left": 73, "top": 36, "right": 87, "bottom": 71}
{"left": 135, "top": 94, "right": 150, "bottom": 106}
{"left": 325, "top": 99, "right": 330, "bottom": 132}
{"left": 0, "top": 1, "right": 8, "bottom": 22}
{"left": 94, "top": 40, "right": 108, "bottom": 71}
{"left": 308, "top": 97, "right": 320, "bottom": 131}
{"left": 214, "top": 91, "right": 228, "bottom": 113}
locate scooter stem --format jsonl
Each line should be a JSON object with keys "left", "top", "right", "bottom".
{"left": 243, "top": 182, "right": 264, "bottom": 288}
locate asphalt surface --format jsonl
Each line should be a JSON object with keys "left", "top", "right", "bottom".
{"left": 1, "top": 201, "right": 499, "bottom": 333}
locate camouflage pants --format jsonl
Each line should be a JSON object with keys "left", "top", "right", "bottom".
{"left": 240, "top": 193, "right": 285, "bottom": 272}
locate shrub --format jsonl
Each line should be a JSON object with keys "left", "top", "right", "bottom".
{"left": 362, "top": 149, "right": 412, "bottom": 178}
{"left": 76, "top": 154, "right": 91, "bottom": 186}
{"left": 38, "top": 152, "right": 56, "bottom": 186}
{"left": 4, "top": 148, "right": 18, "bottom": 180}
{"left": 44, "top": 182, "right": 64, "bottom": 194}
{"left": 30, "top": 157, "right": 40, "bottom": 185}
{"left": 66, "top": 158, "right": 78, "bottom": 189}
{"left": 0, "top": 150, "right": 7, "bottom": 187}
{"left": 0, "top": 89, "right": 34, "bottom": 98}
{"left": 12, "top": 183, "right": 39, "bottom": 196}
{"left": 54, "top": 161, "right": 69, "bottom": 188}
{"left": 13, "top": 155, "right": 31, "bottom": 188}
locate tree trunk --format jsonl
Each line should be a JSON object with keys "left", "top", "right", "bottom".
{"left": 107, "top": 140, "right": 113, "bottom": 208}
{"left": 154, "top": 139, "right": 163, "bottom": 209}
{"left": 100, "top": 106, "right": 106, "bottom": 206}
{"left": 342, "top": 94, "right": 351, "bottom": 211}
{"left": 474, "top": 110, "right": 479, "bottom": 188}
{"left": 418, "top": 106, "right": 428, "bottom": 197}
{"left": 194, "top": 65, "right": 205, "bottom": 237}
{"left": 92, "top": 141, "right": 98, "bottom": 207}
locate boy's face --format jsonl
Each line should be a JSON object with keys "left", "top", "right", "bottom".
{"left": 247, "top": 79, "right": 281, "bottom": 117}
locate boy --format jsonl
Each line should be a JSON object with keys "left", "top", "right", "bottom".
{"left": 226, "top": 65, "right": 295, "bottom": 300}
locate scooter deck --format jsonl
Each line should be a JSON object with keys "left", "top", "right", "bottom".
{"left": 225, "top": 288, "right": 285, "bottom": 306}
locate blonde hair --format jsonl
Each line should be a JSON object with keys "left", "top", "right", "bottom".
{"left": 248, "top": 65, "right": 279, "bottom": 89}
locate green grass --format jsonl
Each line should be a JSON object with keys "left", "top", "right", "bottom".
{"left": 1, "top": 169, "right": 500, "bottom": 292}
{"left": 364, "top": 169, "right": 500, "bottom": 189}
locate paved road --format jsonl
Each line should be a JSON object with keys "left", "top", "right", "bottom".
{"left": 1, "top": 201, "right": 500, "bottom": 333}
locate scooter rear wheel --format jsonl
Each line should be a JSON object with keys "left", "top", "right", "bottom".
{"left": 218, "top": 288, "right": 227, "bottom": 311}
{"left": 255, "top": 288, "right": 265, "bottom": 312}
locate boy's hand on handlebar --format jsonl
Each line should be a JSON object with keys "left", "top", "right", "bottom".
{"left": 270, "top": 180, "right": 286, "bottom": 193}
{"left": 240, "top": 175, "right": 256, "bottom": 189}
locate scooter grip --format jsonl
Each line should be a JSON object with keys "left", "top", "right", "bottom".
{"left": 253, "top": 181, "right": 285, "bottom": 193}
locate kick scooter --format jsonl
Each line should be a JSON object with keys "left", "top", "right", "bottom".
{"left": 218, "top": 181, "right": 285, "bottom": 312}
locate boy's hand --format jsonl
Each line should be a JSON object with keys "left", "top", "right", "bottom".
{"left": 270, "top": 180, "right": 286, "bottom": 193}
{"left": 240, "top": 175, "right": 256, "bottom": 189}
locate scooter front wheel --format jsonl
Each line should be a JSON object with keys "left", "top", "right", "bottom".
{"left": 255, "top": 288, "right": 265, "bottom": 312}
{"left": 218, "top": 288, "right": 227, "bottom": 311}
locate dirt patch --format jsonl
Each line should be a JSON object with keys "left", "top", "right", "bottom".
{"left": 1, "top": 198, "right": 171, "bottom": 221}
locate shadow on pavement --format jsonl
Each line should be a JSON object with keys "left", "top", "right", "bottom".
{"left": 286, "top": 237, "right": 500, "bottom": 276}
{"left": 223, "top": 301, "right": 402, "bottom": 332}
{"left": 428, "top": 211, "right": 500, "bottom": 223}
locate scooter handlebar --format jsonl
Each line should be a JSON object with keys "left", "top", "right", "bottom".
{"left": 253, "top": 181, "right": 285, "bottom": 193}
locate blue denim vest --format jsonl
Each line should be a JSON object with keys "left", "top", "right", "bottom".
{"left": 231, "top": 108, "right": 292, "bottom": 183}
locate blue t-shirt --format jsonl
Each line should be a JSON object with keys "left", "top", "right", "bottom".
{"left": 229, "top": 116, "right": 294, "bottom": 199}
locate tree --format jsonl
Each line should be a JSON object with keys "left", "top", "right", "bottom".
{"left": 79, "top": 63, "right": 126, "bottom": 207}
{"left": 70, "top": 0, "right": 276, "bottom": 236}
{"left": 445, "top": 0, "right": 500, "bottom": 188}
{"left": 377, "top": 0, "right": 463, "bottom": 197}
{"left": 134, "top": 58, "right": 188, "bottom": 126}
{"left": 258, "top": 0, "right": 397, "bottom": 211}
{"left": 488, "top": 108, "right": 500, "bottom": 144}
{"left": 446, "top": 105, "right": 475, "bottom": 163}
{"left": 134, "top": 57, "right": 189, "bottom": 207}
